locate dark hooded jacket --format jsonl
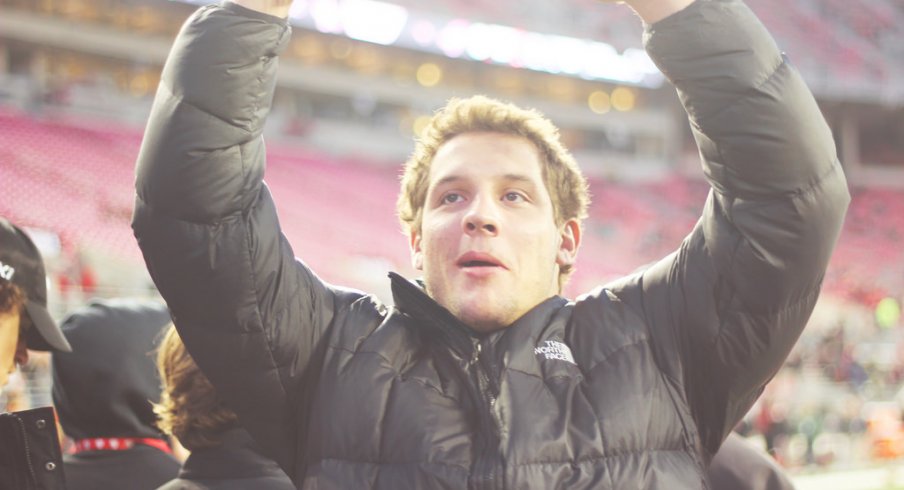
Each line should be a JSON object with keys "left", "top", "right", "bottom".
{"left": 52, "top": 298, "right": 180, "bottom": 490}
{"left": 156, "top": 427, "right": 295, "bottom": 490}
{"left": 132, "top": 1, "right": 850, "bottom": 488}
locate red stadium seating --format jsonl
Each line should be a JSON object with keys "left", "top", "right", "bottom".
{"left": 1, "top": 108, "right": 902, "bottom": 303}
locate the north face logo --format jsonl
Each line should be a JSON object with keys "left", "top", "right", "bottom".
{"left": 534, "top": 340, "right": 576, "bottom": 364}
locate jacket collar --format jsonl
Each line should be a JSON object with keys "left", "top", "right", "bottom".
{"left": 179, "top": 428, "right": 286, "bottom": 480}
{"left": 388, "top": 272, "right": 568, "bottom": 361}
{"left": 389, "top": 272, "right": 477, "bottom": 360}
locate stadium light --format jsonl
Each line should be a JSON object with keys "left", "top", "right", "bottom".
{"left": 462, "top": 23, "right": 525, "bottom": 65}
{"left": 340, "top": 0, "right": 408, "bottom": 45}
{"left": 438, "top": 19, "right": 470, "bottom": 58}
{"left": 416, "top": 63, "right": 443, "bottom": 87}
{"left": 611, "top": 87, "right": 636, "bottom": 111}
{"left": 588, "top": 90, "right": 611, "bottom": 114}
{"left": 309, "top": 0, "right": 343, "bottom": 34}
{"left": 178, "top": 0, "right": 664, "bottom": 87}
{"left": 410, "top": 20, "right": 437, "bottom": 47}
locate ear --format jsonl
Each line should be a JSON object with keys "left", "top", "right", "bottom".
{"left": 14, "top": 318, "right": 29, "bottom": 368}
{"left": 556, "top": 219, "right": 581, "bottom": 268}
{"left": 409, "top": 230, "right": 424, "bottom": 271}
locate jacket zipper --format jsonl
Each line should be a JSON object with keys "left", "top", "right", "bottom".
{"left": 15, "top": 414, "right": 38, "bottom": 490}
{"left": 388, "top": 275, "right": 506, "bottom": 488}
{"left": 468, "top": 339, "right": 503, "bottom": 490}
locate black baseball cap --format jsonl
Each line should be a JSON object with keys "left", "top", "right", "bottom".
{"left": 0, "top": 218, "right": 71, "bottom": 352}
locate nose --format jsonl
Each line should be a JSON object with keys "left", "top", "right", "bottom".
{"left": 14, "top": 336, "right": 29, "bottom": 368}
{"left": 462, "top": 197, "right": 499, "bottom": 236}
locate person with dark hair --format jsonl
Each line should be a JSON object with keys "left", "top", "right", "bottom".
{"left": 155, "top": 325, "right": 294, "bottom": 490}
{"left": 133, "top": 0, "right": 850, "bottom": 487}
{"left": 0, "top": 217, "right": 72, "bottom": 490}
{"left": 52, "top": 298, "right": 180, "bottom": 490}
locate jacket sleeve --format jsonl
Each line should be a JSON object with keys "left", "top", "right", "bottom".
{"left": 622, "top": 0, "right": 849, "bottom": 456}
{"left": 131, "top": 2, "right": 335, "bottom": 473}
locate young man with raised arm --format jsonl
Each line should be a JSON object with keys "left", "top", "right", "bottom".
{"left": 133, "top": 0, "right": 850, "bottom": 487}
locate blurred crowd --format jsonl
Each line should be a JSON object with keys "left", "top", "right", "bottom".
{"left": 735, "top": 299, "right": 904, "bottom": 470}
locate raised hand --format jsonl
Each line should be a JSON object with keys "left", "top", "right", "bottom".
{"left": 232, "top": 0, "right": 293, "bottom": 17}
{"left": 600, "top": 0, "right": 696, "bottom": 24}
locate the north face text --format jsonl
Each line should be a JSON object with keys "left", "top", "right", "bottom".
{"left": 534, "top": 340, "right": 576, "bottom": 364}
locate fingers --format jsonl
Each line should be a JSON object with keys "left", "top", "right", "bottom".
{"left": 232, "top": 0, "right": 293, "bottom": 17}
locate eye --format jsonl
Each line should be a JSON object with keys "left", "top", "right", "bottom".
{"left": 441, "top": 193, "right": 464, "bottom": 205}
{"left": 503, "top": 191, "right": 526, "bottom": 203}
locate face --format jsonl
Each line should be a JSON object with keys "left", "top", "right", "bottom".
{"left": 0, "top": 309, "right": 28, "bottom": 391}
{"left": 410, "top": 132, "right": 580, "bottom": 332}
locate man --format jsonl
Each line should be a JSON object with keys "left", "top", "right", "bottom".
{"left": 132, "top": 0, "right": 850, "bottom": 488}
{"left": 0, "top": 217, "right": 71, "bottom": 490}
{"left": 155, "top": 325, "right": 295, "bottom": 490}
{"left": 52, "top": 298, "right": 180, "bottom": 490}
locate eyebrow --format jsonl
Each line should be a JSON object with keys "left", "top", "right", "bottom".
{"left": 432, "top": 173, "right": 536, "bottom": 188}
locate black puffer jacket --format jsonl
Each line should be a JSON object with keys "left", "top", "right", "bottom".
{"left": 132, "top": 1, "right": 849, "bottom": 488}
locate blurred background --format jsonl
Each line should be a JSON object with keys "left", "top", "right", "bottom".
{"left": 0, "top": 0, "right": 902, "bottom": 487}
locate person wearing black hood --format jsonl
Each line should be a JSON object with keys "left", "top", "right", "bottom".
{"left": 52, "top": 298, "right": 181, "bottom": 490}
{"left": 154, "top": 325, "right": 294, "bottom": 490}
{"left": 0, "top": 217, "right": 72, "bottom": 490}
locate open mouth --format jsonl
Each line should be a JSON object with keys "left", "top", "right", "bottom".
{"left": 456, "top": 252, "right": 505, "bottom": 270}
{"left": 461, "top": 260, "right": 499, "bottom": 268}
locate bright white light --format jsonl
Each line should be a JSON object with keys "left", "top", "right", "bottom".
{"left": 464, "top": 23, "right": 527, "bottom": 63}
{"left": 582, "top": 41, "right": 628, "bottom": 81}
{"left": 172, "top": 0, "right": 663, "bottom": 87}
{"left": 464, "top": 23, "right": 492, "bottom": 61}
{"left": 487, "top": 24, "right": 521, "bottom": 64}
{"left": 310, "top": 0, "right": 343, "bottom": 34}
{"left": 341, "top": 0, "right": 408, "bottom": 45}
{"left": 411, "top": 20, "right": 437, "bottom": 47}
{"left": 623, "top": 48, "right": 664, "bottom": 84}
{"left": 438, "top": 19, "right": 469, "bottom": 58}
{"left": 580, "top": 43, "right": 657, "bottom": 84}
{"left": 548, "top": 35, "right": 586, "bottom": 75}
{"left": 520, "top": 32, "right": 558, "bottom": 73}
{"left": 288, "top": 0, "right": 309, "bottom": 22}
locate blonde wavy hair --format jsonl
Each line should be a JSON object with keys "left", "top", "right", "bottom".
{"left": 154, "top": 325, "right": 238, "bottom": 451}
{"left": 397, "top": 95, "right": 590, "bottom": 286}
